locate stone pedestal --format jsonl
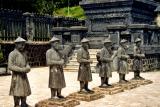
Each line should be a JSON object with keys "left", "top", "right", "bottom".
{"left": 130, "top": 79, "right": 153, "bottom": 86}
{"left": 93, "top": 86, "right": 124, "bottom": 95}
{"left": 113, "top": 79, "right": 153, "bottom": 90}
{"left": 113, "top": 82, "right": 138, "bottom": 90}
{"left": 129, "top": 80, "right": 143, "bottom": 86}
{"left": 141, "top": 79, "right": 153, "bottom": 85}
{"left": 68, "top": 91, "right": 104, "bottom": 102}
{"left": 35, "top": 98, "right": 80, "bottom": 107}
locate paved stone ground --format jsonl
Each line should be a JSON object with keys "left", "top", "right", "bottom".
{"left": 0, "top": 67, "right": 160, "bottom": 107}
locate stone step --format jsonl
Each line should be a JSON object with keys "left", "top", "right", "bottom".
{"left": 64, "top": 49, "right": 100, "bottom": 72}
{"left": 89, "top": 50, "right": 100, "bottom": 53}
{"left": 64, "top": 69, "right": 96, "bottom": 72}
{"left": 64, "top": 66, "right": 96, "bottom": 69}
{"left": 74, "top": 49, "right": 100, "bottom": 52}
{"left": 64, "top": 69, "right": 78, "bottom": 72}
{"left": 64, "top": 69, "right": 95, "bottom": 72}
{"left": 68, "top": 60, "right": 97, "bottom": 63}
{"left": 66, "top": 64, "right": 97, "bottom": 67}
{"left": 74, "top": 53, "right": 98, "bottom": 56}
{"left": 66, "top": 61, "right": 97, "bottom": 65}
{"left": 64, "top": 67, "right": 96, "bottom": 72}
{"left": 67, "top": 61, "right": 97, "bottom": 65}
{"left": 72, "top": 56, "right": 97, "bottom": 59}
{"left": 69, "top": 58, "right": 97, "bottom": 62}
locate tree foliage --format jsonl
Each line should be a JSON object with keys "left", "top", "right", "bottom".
{"left": 33, "top": 0, "right": 81, "bottom": 14}
{"left": 0, "top": 0, "right": 159, "bottom": 14}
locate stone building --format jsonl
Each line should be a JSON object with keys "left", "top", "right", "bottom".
{"left": 80, "top": 0, "right": 160, "bottom": 49}
{"left": 80, "top": 0, "right": 160, "bottom": 71}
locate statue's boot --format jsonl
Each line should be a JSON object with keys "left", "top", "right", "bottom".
{"left": 119, "top": 74, "right": 126, "bottom": 84}
{"left": 14, "top": 96, "right": 20, "bottom": 107}
{"left": 21, "top": 97, "right": 31, "bottom": 107}
{"left": 85, "top": 82, "right": 94, "bottom": 93}
{"left": 99, "top": 77, "right": 107, "bottom": 88}
{"left": 57, "top": 89, "right": 64, "bottom": 99}
{"left": 105, "top": 78, "right": 113, "bottom": 87}
{"left": 137, "top": 71, "right": 145, "bottom": 80}
{"left": 79, "top": 81, "right": 87, "bottom": 93}
{"left": 123, "top": 74, "right": 129, "bottom": 83}
{"left": 50, "top": 88, "right": 57, "bottom": 99}
{"left": 132, "top": 71, "right": 139, "bottom": 80}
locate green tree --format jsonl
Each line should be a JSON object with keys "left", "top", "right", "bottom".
{"left": 33, "top": 0, "right": 81, "bottom": 15}
{"left": 33, "top": 0, "right": 55, "bottom": 14}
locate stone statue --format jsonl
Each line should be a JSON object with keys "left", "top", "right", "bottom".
{"left": 98, "top": 38, "right": 113, "bottom": 88}
{"left": 8, "top": 37, "right": 31, "bottom": 107}
{"left": 77, "top": 38, "right": 94, "bottom": 93}
{"left": 117, "top": 39, "right": 130, "bottom": 83}
{"left": 111, "top": 45, "right": 119, "bottom": 72}
{"left": 96, "top": 51, "right": 101, "bottom": 73}
{"left": 46, "top": 37, "right": 66, "bottom": 99}
{"left": 132, "top": 38, "right": 145, "bottom": 80}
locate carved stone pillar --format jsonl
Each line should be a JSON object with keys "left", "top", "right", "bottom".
{"left": 23, "top": 12, "right": 34, "bottom": 42}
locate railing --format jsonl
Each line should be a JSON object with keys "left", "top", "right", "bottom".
{"left": 0, "top": 8, "right": 85, "bottom": 42}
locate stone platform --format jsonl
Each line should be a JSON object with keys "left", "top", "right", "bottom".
{"left": 35, "top": 98, "right": 80, "bottom": 107}
{"left": 112, "top": 79, "right": 153, "bottom": 90}
{"left": 93, "top": 86, "right": 124, "bottom": 95}
{"left": 68, "top": 91, "right": 104, "bottom": 102}
{"left": 129, "top": 79, "right": 153, "bottom": 86}
{"left": 1, "top": 69, "right": 159, "bottom": 107}
{"left": 113, "top": 82, "right": 138, "bottom": 90}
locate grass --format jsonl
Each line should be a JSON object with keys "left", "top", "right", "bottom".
{"left": 54, "top": 6, "right": 86, "bottom": 20}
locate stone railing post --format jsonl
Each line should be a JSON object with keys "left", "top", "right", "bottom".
{"left": 23, "top": 12, "right": 34, "bottom": 42}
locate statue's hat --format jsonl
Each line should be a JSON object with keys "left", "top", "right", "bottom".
{"left": 81, "top": 38, "right": 90, "bottom": 43}
{"left": 103, "top": 38, "right": 112, "bottom": 44}
{"left": 14, "top": 37, "right": 26, "bottom": 43}
{"left": 120, "top": 39, "right": 127, "bottom": 43}
{"left": 50, "top": 37, "right": 60, "bottom": 43}
{"left": 135, "top": 38, "right": 141, "bottom": 43}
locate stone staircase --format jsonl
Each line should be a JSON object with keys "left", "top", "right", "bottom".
{"left": 64, "top": 49, "right": 100, "bottom": 72}
{"left": 64, "top": 49, "right": 160, "bottom": 72}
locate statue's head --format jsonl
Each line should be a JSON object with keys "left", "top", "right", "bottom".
{"left": 50, "top": 37, "right": 60, "bottom": 50}
{"left": 120, "top": 39, "right": 128, "bottom": 49}
{"left": 14, "top": 37, "right": 26, "bottom": 52}
{"left": 135, "top": 38, "right": 142, "bottom": 47}
{"left": 103, "top": 38, "right": 112, "bottom": 49}
{"left": 81, "top": 38, "right": 90, "bottom": 50}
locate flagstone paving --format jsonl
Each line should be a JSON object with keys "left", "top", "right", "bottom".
{"left": 0, "top": 67, "right": 160, "bottom": 107}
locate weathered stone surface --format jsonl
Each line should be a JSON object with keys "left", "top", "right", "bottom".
{"left": 141, "top": 79, "right": 153, "bottom": 85}
{"left": 68, "top": 91, "right": 104, "bottom": 102}
{"left": 35, "top": 98, "right": 80, "bottom": 107}
{"left": 129, "top": 79, "right": 144, "bottom": 86}
{"left": 93, "top": 86, "right": 124, "bottom": 95}
{"left": 0, "top": 69, "right": 160, "bottom": 107}
{"left": 129, "top": 79, "right": 153, "bottom": 86}
{"left": 113, "top": 82, "right": 139, "bottom": 90}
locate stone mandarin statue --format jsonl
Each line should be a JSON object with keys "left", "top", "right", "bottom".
{"left": 132, "top": 38, "right": 145, "bottom": 80}
{"left": 8, "top": 37, "right": 31, "bottom": 107}
{"left": 117, "top": 39, "right": 130, "bottom": 83}
{"left": 77, "top": 38, "right": 94, "bottom": 93}
{"left": 98, "top": 38, "right": 113, "bottom": 88}
{"left": 46, "top": 37, "right": 66, "bottom": 99}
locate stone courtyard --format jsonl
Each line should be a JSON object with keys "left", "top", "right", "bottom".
{"left": 0, "top": 67, "right": 160, "bottom": 107}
